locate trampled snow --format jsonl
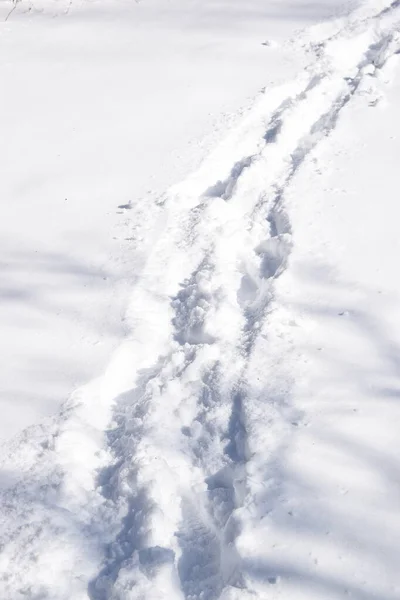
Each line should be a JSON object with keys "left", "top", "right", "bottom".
{"left": 1, "top": 0, "right": 400, "bottom": 599}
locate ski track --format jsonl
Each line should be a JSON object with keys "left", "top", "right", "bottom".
{"left": 0, "top": 2, "right": 400, "bottom": 599}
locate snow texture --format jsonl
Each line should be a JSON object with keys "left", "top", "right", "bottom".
{"left": 1, "top": 0, "right": 400, "bottom": 599}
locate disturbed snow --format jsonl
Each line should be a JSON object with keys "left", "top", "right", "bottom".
{"left": 1, "top": 0, "right": 400, "bottom": 599}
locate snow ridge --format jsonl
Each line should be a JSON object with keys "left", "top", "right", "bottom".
{"left": 0, "top": 2, "right": 400, "bottom": 599}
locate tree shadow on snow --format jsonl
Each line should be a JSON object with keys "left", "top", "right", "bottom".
{"left": 240, "top": 260, "right": 400, "bottom": 599}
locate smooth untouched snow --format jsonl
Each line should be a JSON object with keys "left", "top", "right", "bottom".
{"left": 1, "top": 0, "right": 400, "bottom": 599}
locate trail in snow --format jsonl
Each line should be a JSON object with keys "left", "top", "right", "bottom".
{"left": 0, "top": 1, "right": 400, "bottom": 599}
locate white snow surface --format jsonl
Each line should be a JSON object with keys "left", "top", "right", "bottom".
{"left": 0, "top": 0, "right": 318, "bottom": 440}
{"left": 1, "top": 0, "right": 400, "bottom": 599}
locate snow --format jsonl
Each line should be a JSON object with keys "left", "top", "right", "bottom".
{"left": 0, "top": 0, "right": 311, "bottom": 440}
{"left": 260, "top": 49, "right": 400, "bottom": 599}
{"left": 1, "top": 0, "right": 400, "bottom": 599}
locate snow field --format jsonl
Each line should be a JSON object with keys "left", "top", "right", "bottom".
{"left": 1, "top": 0, "right": 304, "bottom": 440}
{"left": 1, "top": 0, "right": 400, "bottom": 599}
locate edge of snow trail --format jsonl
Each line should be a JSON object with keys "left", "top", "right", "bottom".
{"left": 1, "top": 1, "right": 400, "bottom": 599}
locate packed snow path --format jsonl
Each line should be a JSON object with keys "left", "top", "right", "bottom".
{"left": 1, "top": 1, "right": 400, "bottom": 599}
